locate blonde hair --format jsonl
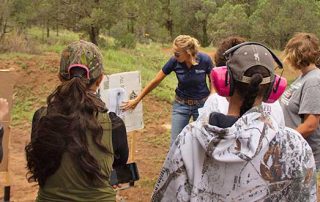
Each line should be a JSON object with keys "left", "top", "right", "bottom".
{"left": 284, "top": 32, "right": 320, "bottom": 70}
{"left": 173, "top": 35, "right": 200, "bottom": 65}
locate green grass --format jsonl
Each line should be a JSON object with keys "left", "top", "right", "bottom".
{"left": 27, "top": 27, "right": 80, "bottom": 53}
{"left": 137, "top": 177, "right": 158, "bottom": 188}
{"left": 11, "top": 85, "right": 48, "bottom": 127}
{"left": 103, "top": 42, "right": 178, "bottom": 102}
{"left": 0, "top": 52, "right": 34, "bottom": 59}
{"left": 144, "top": 131, "right": 170, "bottom": 147}
{"left": 11, "top": 86, "right": 39, "bottom": 127}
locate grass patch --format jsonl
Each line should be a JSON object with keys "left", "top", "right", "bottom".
{"left": 12, "top": 97, "right": 34, "bottom": 127}
{"left": 137, "top": 177, "right": 158, "bottom": 188}
{"left": 0, "top": 52, "right": 34, "bottom": 60}
{"left": 27, "top": 27, "right": 80, "bottom": 45}
{"left": 11, "top": 83, "right": 49, "bottom": 127}
{"left": 144, "top": 130, "right": 170, "bottom": 147}
{"left": 103, "top": 43, "right": 178, "bottom": 102}
{"left": 27, "top": 27, "right": 80, "bottom": 53}
{"left": 40, "top": 43, "right": 66, "bottom": 53}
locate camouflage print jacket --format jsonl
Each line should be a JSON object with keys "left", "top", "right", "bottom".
{"left": 152, "top": 106, "right": 316, "bottom": 202}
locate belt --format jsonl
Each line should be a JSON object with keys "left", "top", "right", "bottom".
{"left": 175, "top": 95, "right": 208, "bottom": 106}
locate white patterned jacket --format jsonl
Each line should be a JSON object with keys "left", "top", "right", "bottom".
{"left": 152, "top": 106, "right": 316, "bottom": 202}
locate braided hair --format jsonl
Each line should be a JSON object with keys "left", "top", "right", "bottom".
{"left": 235, "top": 66, "right": 271, "bottom": 116}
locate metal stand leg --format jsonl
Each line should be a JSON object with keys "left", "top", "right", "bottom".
{"left": 4, "top": 186, "right": 10, "bottom": 202}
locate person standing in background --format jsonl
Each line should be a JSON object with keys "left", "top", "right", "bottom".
{"left": 122, "top": 35, "right": 214, "bottom": 143}
{"left": 280, "top": 32, "right": 320, "bottom": 170}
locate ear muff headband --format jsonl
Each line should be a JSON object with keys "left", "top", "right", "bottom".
{"left": 211, "top": 42, "right": 287, "bottom": 102}
{"left": 223, "top": 42, "right": 283, "bottom": 69}
{"left": 211, "top": 66, "right": 287, "bottom": 103}
{"left": 224, "top": 42, "right": 284, "bottom": 99}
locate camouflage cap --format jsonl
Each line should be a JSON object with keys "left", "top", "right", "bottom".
{"left": 59, "top": 40, "right": 104, "bottom": 80}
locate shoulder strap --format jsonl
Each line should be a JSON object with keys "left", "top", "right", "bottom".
{"left": 98, "top": 110, "right": 112, "bottom": 131}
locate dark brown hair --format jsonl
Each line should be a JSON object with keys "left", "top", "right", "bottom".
{"left": 25, "top": 67, "right": 111, "bottom": 187}
{"left": 214, "top": 36, "right": 246, "bottom": 66}
{"left": 235, "top": 66, "right": 271, "bottom": 116}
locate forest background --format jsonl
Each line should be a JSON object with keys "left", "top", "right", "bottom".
{"left": 1, "top": 0, "right": 320, "bottom": 50}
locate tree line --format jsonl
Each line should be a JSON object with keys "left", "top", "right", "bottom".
{"left": 1, "top": 0, "right": 320, "bottom": 49}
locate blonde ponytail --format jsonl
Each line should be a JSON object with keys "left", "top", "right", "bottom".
{"left": 173, "top": 35, "right": 200, "bottom": 65}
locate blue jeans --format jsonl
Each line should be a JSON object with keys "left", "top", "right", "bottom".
{"left": 170, "top": 101, "right": 204, "bottom": 144}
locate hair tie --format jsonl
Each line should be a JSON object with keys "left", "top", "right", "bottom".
{"left": 71, "top": 74, "right": 83, "bottom": 78}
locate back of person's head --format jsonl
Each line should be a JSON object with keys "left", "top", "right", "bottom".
{"left": 226, "top": 44, "right": 277, "bottom": 116}
{"left": 214, "top": 36, "right": 246, "bottom": 66}
{"left": 59, "top": 40, "right": 104, "bottom": 82}
{"left": 173, "top": 35, "right": 200, "bottom": 65}
{"left": 284, "top": 32, "right": 320, "bottom": 69}
{"left": 25, "top": 40, "right": 110, "bottom": 187}
{"left": 53, "top": 40, "right": 105, "bottom": 114}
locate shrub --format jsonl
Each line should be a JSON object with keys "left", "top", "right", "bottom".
{"left": 114, "top": 33, "right": 137, "bottom": 49}
{"left": 0, "top": 31, "right": 40, "bottom": 54}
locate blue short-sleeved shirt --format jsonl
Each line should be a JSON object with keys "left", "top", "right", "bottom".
{"left": 162, "top": 52, "right": 213, "bottom": 99}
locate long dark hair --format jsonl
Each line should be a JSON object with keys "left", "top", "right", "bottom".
{"left": 235, "top": 66, "right": 271, "bottom": 116}
{"left": 25, "top": 67, "right": 111, "bottom": 187}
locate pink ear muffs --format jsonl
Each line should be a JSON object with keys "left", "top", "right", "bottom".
{"left": 264, "top": 75, "right": 287, "bottom": 103}
{"left": 68, "top": 64, "right": 90, "bottom": 79}
{"left": 210, "top": 66, "right": 230, "bottom": 97}
{"left": 210, "top": 66, "right": 287, "bottom": 103}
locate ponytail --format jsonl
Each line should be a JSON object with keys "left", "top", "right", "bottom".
{"left": 174, "top": 35, "right": 200, "bottom": 65}
{"left": 26, "top": 71, "right": 110, "bottom": 186}
{"left": 235, "top": 66, "right": 270, "bottom": 116}
{"left": 239, "top": 74, "right": 263, "bottom": 116}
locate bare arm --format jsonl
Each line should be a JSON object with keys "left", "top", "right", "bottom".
{"left": 208, "top": 74, "right": 215, "bottom": 94}
{"left": 296, "top": 114, "right": 320, "bottom": 138}
{"left": 121, "top": 70, "right": 167, "bottom": 111}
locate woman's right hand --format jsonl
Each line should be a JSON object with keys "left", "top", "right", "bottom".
{"left": 121, "top": 98, "right": 140, "bottom": 111}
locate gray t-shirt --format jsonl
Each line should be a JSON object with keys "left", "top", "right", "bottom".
{"left": 280, "top": 68, "right": 320, "bottom": 168}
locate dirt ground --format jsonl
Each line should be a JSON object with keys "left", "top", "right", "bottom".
{"left": 0, "top": 53, "right": 172, "bottom": 201}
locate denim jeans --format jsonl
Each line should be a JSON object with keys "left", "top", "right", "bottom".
{"left": 170, "top": 101, "right": 204, "bottom": 144}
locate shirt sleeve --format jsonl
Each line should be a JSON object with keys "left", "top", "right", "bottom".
{"left": 162, "top": 57, "right": 177, "bottom": 75}
{"left": 109, "top": 112, "right": 129, "bottom": 168}
{"left": 206, "top": 55, "right": 214, "bottom": 74}
{"left": 299, "top": 80, "right": 320, "bottom": 115}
